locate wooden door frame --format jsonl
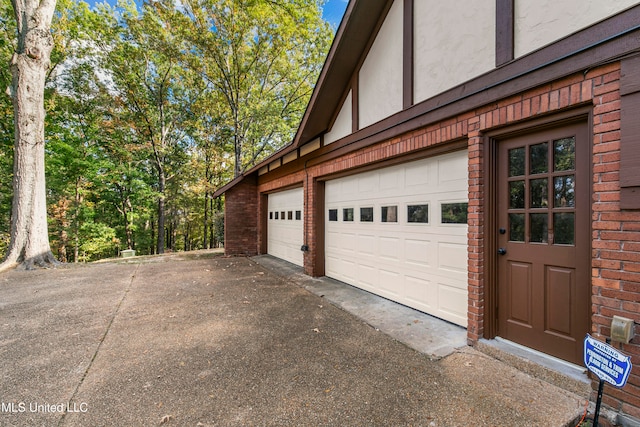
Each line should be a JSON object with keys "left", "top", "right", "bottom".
{"left": 483, "top": 106, "right": 593, "bottom": 340}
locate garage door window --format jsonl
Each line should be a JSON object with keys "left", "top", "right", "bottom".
{"left": 381, "top": 206, "right": 398, "bottom": 222}
{"left": 343, "top": 208, "right": 354, "bottom": 221}
{"left": 295, "top": 210, "right": 302, "bottom": 220}
{"left": 329, "top": 209, "right": 338, "bottom": 221}
{"left": 275, "top": 212, "right": 279, "bottom": 220}
{"left": 288, "top": 211, "right": 293, "bottom": 220}
{"left": 407, "top": 204, "right": 429, "bottom": 223}
{"left": 360, "top": 207, "right": 374, "bottom": 222}
{"left": 441, "top": 202, "right": 468, "bottom": 224}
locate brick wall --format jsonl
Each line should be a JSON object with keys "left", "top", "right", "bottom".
{"left": 224, "top": 175, "right": 259, "bottom": 256}
{"left": 589, "top": 64, "right": 640, "bottom": 418}
{"left": 230, "top": 61, "right": 640, "bottom": 417}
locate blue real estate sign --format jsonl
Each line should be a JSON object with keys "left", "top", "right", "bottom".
{"left": 584, "top": 334, "right": 632, "bottom": 388}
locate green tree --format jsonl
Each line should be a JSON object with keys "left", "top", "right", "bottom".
{"left": 164, "top": 0, "right": 333, "bottom": 177}
{"left": 95, "top": 0, "right": 205, "bottom": 254}
{"left": 1, "top": 0, "right": 59, "bottom": 271}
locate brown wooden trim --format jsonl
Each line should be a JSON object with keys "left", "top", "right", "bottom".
{"left": 617, "top": 91, "right": 640, "bottom": 189}
{"left": 620, "top": 55, "right": 640, "bottom": 209}
{"left": 622, "top": 187, "right": 640, "bottom": 209}
{"left": 620, "top": 54, "right": 640, "bottom": 96}
{"left": 495, "top": 0, "right": 514, "bottom": 66}
{"left": 403, "top": 0, "right": 414, "bottom": 109}
{"left": 483, "top": 135, "right": 498, "bottom": 339}
{"left": 352, "top": 76, "right": 359, "bottom": 132}
{"left": 484, "top": 106, "right": 593, "bottom": 340}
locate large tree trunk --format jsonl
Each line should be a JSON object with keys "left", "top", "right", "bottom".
{"left": 0, "top": 0, "right": 58, "bottom": 272}
{"left": 156, "top": 167, "right": 165, "bottom": 254}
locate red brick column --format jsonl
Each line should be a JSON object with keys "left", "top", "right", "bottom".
{"left": 224, "top": 175, "right": 259, "bottom": 256}
{"left": 467, "top": 130, "right": 484, "bottom": 342}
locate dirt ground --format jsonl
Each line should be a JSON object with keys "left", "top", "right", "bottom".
{"left": 0, "top": 251, "right": 587, "bottom": 426}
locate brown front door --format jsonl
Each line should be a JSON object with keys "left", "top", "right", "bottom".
{"left": 497, "top": 122, "right": 590, "bottom": 365}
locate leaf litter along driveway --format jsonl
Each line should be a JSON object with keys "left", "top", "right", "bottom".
{"left": 0, "top": 251, "right": 585, "bottom": 426}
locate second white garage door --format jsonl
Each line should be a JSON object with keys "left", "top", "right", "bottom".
{"left": 267, "top": 188, "right": 304, "bottom": 267}
{"left": 325, "top": 151, "right": 468, "bottom": 326}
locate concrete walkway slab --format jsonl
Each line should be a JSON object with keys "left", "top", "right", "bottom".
{"left": 252, "top": 255, "right": 468, "bottom": 359}
{"left": 0, "top": 252, "right": 588, "bottom": 426}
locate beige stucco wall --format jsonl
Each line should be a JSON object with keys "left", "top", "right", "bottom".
{"left": 325, "top": 90, "right": 352, "bottom": 145}
{"left": 358, "top": 0, "right": 403, "bottom": 129}
{"left": 514, "top": 0, "right": 639, "bottom": 57}
{"left": 413, "top": 0, "right": 495, "bottom": 104}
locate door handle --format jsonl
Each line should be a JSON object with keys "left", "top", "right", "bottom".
{"left": 497, "top": 248, "right": 507, "bottom": 255}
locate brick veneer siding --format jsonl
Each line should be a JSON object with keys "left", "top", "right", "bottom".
{"left": 242, "top": 62, "right": 640, "bottom": 417}
{"left": 224, "top": 175, "right": 259, "bottom": 256}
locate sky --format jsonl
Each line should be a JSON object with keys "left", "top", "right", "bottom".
{"left": 82, "top": 0, "right": 349, "bottom": 28}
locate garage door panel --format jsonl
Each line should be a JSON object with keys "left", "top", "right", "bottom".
{"left": 325, "top": 151, "right": 469, "bottom": 327}
{"left": 357, "top": 234, "right": 377, "bottom": 255}
{"left": 405, "top": 275, "right": 434, "bottom": 309}
{"left": 438, "top": 242, "right": 468, "bottom": 274}
{"left": 268, "top": 188, "right": 303, "bottom": 267}
{"left": 357, "top": 263, "right": 379, "bottom": 288}
{"left": 438, "top": 155, "right": 468, "bottom": 188}
{"left": 358, "top": 175, "right": 377, "bottom": 194}
{"left": 404, "top": 162, "right": 431, "bottom": 187}
{"left": 380, "top": 169, "right": 401, "bottom": 191}
{"left": 378, "top": 269, "right": 401, "bottom": 297}
{"left": 405, "top": 239, "right": 433, "bottom": 267}
{"left": 438, "top": 282, "right": 468, "bottom": 325}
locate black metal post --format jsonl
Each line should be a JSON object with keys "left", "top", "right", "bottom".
{"left": 593, "top": 337, "right": 612, "bottom": 427}
{"left": 593, "top": 378, "right": 605, "bottom": 426}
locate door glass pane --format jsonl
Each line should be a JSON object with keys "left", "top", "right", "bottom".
{"left": 509, "top": 147, "right": 525, "bottom": 177}
{"left": 509, "top": 180, "right": 525, "bottom": 209}
{"left": 530, "top": 142, "right": 548, "bottom": 174}
{"left": 554, "top": 213, "right": 575, "bottom": 245}
{"left": 530, "top": 213, "right": 548, "bottom": 243}
{"left": 328, "top": 209, "right": 337, "bottom": 221}
{"left": 360, "top": 207, "right": 374, "bottom": 222}
{"left": 509, "top": 213, "right": 525, "bottom": 242}
{"left": 554, "top": 137, "right": 575, "bottom": 171}
{"left": 554, "top": 175, "right": 575, "bottom": 208}
{"left": 381, "top": 206, "right": 398, "bottom": 223}
{"left": 407, "top": 204, "right": 429, "bottom": 223}
{"left": 441, "top": 203, "right": 468, "bottom": 224}
{"left": 530, "top": 178, "right": 548, "bottom": 208}
{"left": 343, "top": 208, "right": 354, "bottom": 222}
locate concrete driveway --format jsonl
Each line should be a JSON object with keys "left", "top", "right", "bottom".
{"left": 0, "top": 251, "right": 587, "bottom": 426}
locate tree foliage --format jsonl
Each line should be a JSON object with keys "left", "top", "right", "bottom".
{"left": 0, "top": 0, "right": 333, "bottom": 263}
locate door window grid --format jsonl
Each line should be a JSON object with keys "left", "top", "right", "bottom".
{"left": 506, "top": 136, "right": 576, "bottom": 245}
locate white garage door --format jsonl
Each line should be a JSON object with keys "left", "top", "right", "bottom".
{"left": 325, "top": 151, "right": 468, "bottom": 326}
{"left": 267, "top": 188, "right": 304, "bottom": 267}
